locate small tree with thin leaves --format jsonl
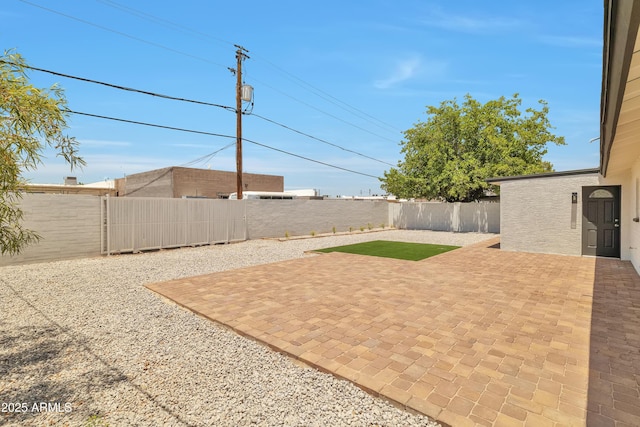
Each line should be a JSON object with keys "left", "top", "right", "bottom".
{"left": 1, "top": 50, "right": 85, "bottom": 255}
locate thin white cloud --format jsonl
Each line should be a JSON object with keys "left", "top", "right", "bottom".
{"left": 374, "top": 55, "right": 446, "bottom": 89}
{"left": 545, "top": 154, "right": 599, "bottom": 172}
{"left": 78, "top": 139, "right": 131, "bottom": 147}
{"left": 538, "top": 35, "right": 602, "bottom": 48}
{"left": 22, "top": 149, "right": 386, "bottom": 196}
{"left": 552, "top": 108, "right": 599, "bottom": 125}
{"left": 374, "top": 57, "right": 421, "bottom": 89}
{"left": 419, "top": 9, "right": 522, "bottom": 34}
{"left": 503, "top": 73, "right": 529, "bottom": 80}
{"left": 362, "top": 21, "right": 418, "bottom": 35}
{"left": 22, "top": 153, "right": 180, "bottom": 184}
{"left": 165, "top": 143, "right": 214, "bottom": 149}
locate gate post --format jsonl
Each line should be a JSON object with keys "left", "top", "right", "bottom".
{"left": 106, "top": 195, "right": 111, "bottom": 255}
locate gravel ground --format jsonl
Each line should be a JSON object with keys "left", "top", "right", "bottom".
{"left": 1, "top": 230, "right": 496, "bottom": 427}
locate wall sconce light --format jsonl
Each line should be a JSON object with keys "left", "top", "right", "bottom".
{"left": 571, "top": 192, "right": 578, "bottom": 229}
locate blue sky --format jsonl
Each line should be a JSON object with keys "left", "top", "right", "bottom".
{"left": 3, "top": 0, "right": 603, "bottom": 196}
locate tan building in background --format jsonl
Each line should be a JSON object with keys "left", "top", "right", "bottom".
{"left": 22, "top": 177, "right": 116, "bottom": 196}
{"left": 114, "top": 166, "right": 284, "bottom": 198}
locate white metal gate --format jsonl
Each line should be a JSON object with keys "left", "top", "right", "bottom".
{"left": 101, "top": 197, "right": 246, "bottom": 254}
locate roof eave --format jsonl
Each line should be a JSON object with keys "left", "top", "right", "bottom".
{"left": 600, "top": 0, "right": 640, "bottom": 177}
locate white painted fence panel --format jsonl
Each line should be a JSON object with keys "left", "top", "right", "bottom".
{"left": 101, "top": 197, "right": 246, "bottom": 254}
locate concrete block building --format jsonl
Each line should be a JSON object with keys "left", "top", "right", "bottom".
{"left": 488, "top": 0, "right": 640, "bottom": 274}
{"left": 114, "top": 166, "right": 284, "bottom": 198}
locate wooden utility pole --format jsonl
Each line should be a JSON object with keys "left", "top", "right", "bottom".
{"left": 234, "top": 45, "right": 249, "bottom": 200}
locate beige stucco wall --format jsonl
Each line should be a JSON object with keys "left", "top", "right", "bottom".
{"left": 599, "top": 169, "right": 631, "bottom": 261}
{"left": 603, "top": 161, "right": 638, "bottom": 270}
{"left": 630, "top": 159, "right": 640, "bottom": 272}
{"left": 499, "top": 173, "right": 600, "bottom": 256}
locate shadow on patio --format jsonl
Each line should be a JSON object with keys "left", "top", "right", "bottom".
{"left": 587, "top": 258, "right": 640, "bottom": 426}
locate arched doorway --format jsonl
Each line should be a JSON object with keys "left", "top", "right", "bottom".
{"left": 582, "top": 186, "right": 621, "bottom": 257}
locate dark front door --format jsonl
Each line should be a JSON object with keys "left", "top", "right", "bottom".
{"left": 582, "top": 186, "right": 621, "bottom": 257}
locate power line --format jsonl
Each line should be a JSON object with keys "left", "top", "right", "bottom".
{"left": 18, "top": 0, "right": 229, "bottom": 70}
{"left": 180, "top": 143, "right": 236, "bottom": 168}
{"left": 243, "top": 137, "right": 379, "bottom": 179}
{"left": 250, "top": 113, "right": 395, "bottom": 167}
{"left": 97, "top": 0, "right": 235, "bottom": 49}
{"left": 14, "top": 61, "right": 393, "bottom": 167}
{"left": 250, "top": 57, "right": 401, "bottom": 134}
{"left": 70, "top": 109, "right": 234, "bottom": 169}
{"left": 248, "top": 75, "right": 399, "bottom": 144}
{"left": 66, "top": 110, "right": 380, "bottom": 179}
{"left": 67, "top": 110, "right": 235, "bottom": 139}
{"left": 122, "top": 167, "right": 172, "bottom": 196}
{"left": 0, "top": 60, "right": 235, "bottom": 112}
{"left": 62, "top": 0, "right": 401, "bottom": 139}
{"left": 98, "top": 0, "right": 399, "bottom": 135}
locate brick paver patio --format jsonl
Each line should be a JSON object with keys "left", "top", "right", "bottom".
{"left": 146, "top": 238, "right": 640, "bottom": 426}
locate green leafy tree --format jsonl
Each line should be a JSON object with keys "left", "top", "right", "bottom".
{"left": 380, "top": 94, "right": 565, "bottom": 201}
{"left": 1, "top": 50, "right": 85, "bottom": 255}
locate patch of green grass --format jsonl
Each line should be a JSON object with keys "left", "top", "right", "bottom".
{"left": 315, "top": 240, "right": 460, "bottom": 261}
{"left": 86, "top": 414, "right": 109, "bottom": 427}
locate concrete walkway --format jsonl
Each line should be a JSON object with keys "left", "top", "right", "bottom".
{"left": 146, "top": 238, "right": 640, "bottom": 426}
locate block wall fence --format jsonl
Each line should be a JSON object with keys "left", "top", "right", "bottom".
{"left": 0, "top": 194, "right": 499, "bottom": 266}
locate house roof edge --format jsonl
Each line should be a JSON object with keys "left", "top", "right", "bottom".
{"left": 486, "top": 168, "right": 600, "bottom": 184}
